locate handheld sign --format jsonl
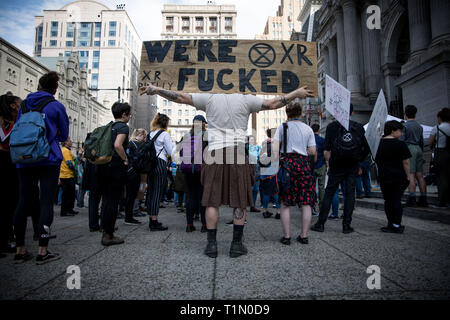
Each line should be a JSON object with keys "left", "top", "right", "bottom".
{"left": 138, "top": 40, "right": 318, "bottom": 96}
{"left": 365, "top": 89, "right": 388, "bottom": 157}
{"left": 325, "top": 75, "right": 351, "bottom": 130}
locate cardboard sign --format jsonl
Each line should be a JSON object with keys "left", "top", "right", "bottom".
{"left": 137, "top": 174, "right": 147, "bottom": 200}
{"left": 365, "top": 89, "right": 388, "bottom": 157}
{"left": 138, "top": 40, "right": 318, "bottom": 96}
{"left": 325, "top": 75, "right": 351, "bottom": 130}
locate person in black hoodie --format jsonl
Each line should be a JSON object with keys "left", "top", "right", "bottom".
{"left": 375, "top": 120, "right": 411, "bottom": 233}
{"left": 124, "top": 128, "right": 147, "bottom": 225}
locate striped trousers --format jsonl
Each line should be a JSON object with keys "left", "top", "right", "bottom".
{"left": 146, "top": 158, "right": 168, "bottom": 216}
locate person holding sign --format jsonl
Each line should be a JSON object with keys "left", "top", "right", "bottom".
{"left": 140, "top": 84, "right": 314, "bottom": 258}
{"left": 311, "top": 105, "right": 370, "bottom": 234}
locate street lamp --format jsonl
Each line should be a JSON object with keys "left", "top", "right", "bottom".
{"left": 89, "top": 86, "right": 134, "bottom": 102}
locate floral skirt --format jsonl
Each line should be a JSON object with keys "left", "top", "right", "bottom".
{"left": 279, "top": 153, "right": 316, "bottom": 207}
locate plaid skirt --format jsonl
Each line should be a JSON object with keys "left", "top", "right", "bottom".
{"left": 201, "top": 146, "right": 255, "bottom": 209}
{"left": 279, "top": 153, "right": 316, "bottom": 207}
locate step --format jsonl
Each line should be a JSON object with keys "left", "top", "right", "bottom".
{"left": 352, "top": 197, "right": 450, "bottom": 225}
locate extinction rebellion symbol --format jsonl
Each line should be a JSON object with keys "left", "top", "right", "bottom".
{"left": 249, "top": 43, "right": 276, "bottom": 68}
{"left": 343, "top": 133, "right": 353, "bottom": 142}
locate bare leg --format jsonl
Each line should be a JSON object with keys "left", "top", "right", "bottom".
{"left": 408, "top": 173, "right": 416, "bottom": 193}
{"left": 280, "top": 204, "right": 290, "bottom": 238}
{"left": 416, "top": 173, "right": 427, "bottom": 193}
{"left": 206, "top": 207, "right": 219, "bottom": 229}
{"left": 301, "top": 205, "right": 312, "bottom": 238}
{"left": 233, "top": 208, "right": 246, "bottom": 225}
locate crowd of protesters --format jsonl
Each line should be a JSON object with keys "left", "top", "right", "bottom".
{"left": 0, "top": 71, "right": 449, "bottom": 263}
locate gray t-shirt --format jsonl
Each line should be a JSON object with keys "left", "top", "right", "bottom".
{"left": 191, "top": 93, "right": 263, "bottom": 150}
{"left": 274, "top": 121, "right": 316, "bottom": 156}
{"left": 431, "top": 122, "right": 450, "bottom": 149}
{"left": 402, "top": 120, "right": 424, "bottom": 149}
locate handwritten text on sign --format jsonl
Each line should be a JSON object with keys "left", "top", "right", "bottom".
{"left": 325, "top": 75, "right": 351, "bottom": 130}
{"left": 138, "top": 40, "right": 318, "bottom": 95}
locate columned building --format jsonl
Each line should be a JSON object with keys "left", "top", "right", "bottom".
{"left": 1, "top": 37, "right": 109, "bottom": 153}
{"left": 34, "top": 0, "right": 142, "bottom": 129}
{"left": 316, "top": 0, "right": 450, "bottom": 126}
{"left": 158, "top": 3, "right": 237, "bottom": 142}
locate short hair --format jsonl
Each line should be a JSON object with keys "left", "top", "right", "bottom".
{"left": 350, "top": 103, "right": 354, "bottom": 115}
{"left": 130, "top": 128, "right": 148, "bottom": 141}
{"left": 437, "top": 108, "right": 450, "bottom": 122}
{"left": 111, "top": 102, "right": 131, "bottom": 119}
{"left": 311, "top": 124, "right": 320, "bottom": 133}
{"left": 151, "top": 113, "right": 170, "bottom": 131}
{"left": 286, "top": 101, "right": 302, "bottom": 119}
{"left": 404, "top": 105, "right": 417, "bottom": 118}
{"left": 384, "top": 120, "right": 403, "bottom": 136}
{"left": 266, "top": 128, "right": 273, "bottom": 138}
{"left": 39, "top": 71, "right": 59, "bottom": 94}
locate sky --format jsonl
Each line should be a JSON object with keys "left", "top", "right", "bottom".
{"left": 0, "top": 0, "right": 279, "bottom": 55}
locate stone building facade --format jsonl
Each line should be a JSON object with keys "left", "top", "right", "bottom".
{"left": 316, "top": 0, "right": 450, "bottom": 126}
{"left": 0, "top": 37, "right": 109, "bottom": 153}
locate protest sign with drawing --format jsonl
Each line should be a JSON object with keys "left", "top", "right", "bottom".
{"left": 365, "top": 89, "right": 388, "bottom": 157}
{"left": 325, "top": 75, "right": 351, "bottom": 130}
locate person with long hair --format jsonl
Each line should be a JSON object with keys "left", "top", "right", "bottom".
{"left": 147, "top": 113, "right": 175, "bottom": 231}
{"left": 180, "top": 115, "right": 208, "bottom": 233}
{"left": 125, "top": 128, "right": 148, "bottom": 225}
{"left": 0, "top": 94, "right": 21, "bottom": 258}
{"left": 13, "top": 71, "right": 69, "bottom": 264}
{"left": 272, "top": 102, "right": 317, "bottom": 245}
{"left": 140, "top": 84, "right": 313, "bottom": 258}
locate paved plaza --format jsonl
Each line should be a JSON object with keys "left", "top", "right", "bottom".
{"left": 1, "top": 203, "right": 449, "bottom": 300}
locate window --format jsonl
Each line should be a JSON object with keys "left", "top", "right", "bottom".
{"left": 50, "top": 21, "right": 58, "bottom": 37}
{"left": 182, "top": 17, "right": 190, "bottom": 33}
{"left": 109, "top": 30, "right": 116, "bottom": 37}
{"left": 81, "top": 32, "right": 88, "bottom": 37}
{"left": 50, "top": 40, "right": 57, "bottom": 47}
{"left": 65, "top": 51, "right": 71, "bottom": 57}
{"left": 94, "top": 22, "right": 101, "bottom": 37}
{"left": 81, "top": 23, "right": 89, "bottom": 28}
{"left": 51, "top": 31, "right": 58, "bottom": 37}
{"left": 80, "top": 62, "right": 88, "bottom": 70}
{"left": 92, "top": 62, "right": 99, "bottom": 69}
{"left": 66, "top": 41, "right": 73, "bottom": 47}
{"left": 109, "top": 21, "right": 117, "bottom": 28}
{"left": 163, "top": 100, "right": 167, "bottom": 106}
{"left": 77, "top": 22, "right": 92, "bottom": 47}
{"left": 79, "top": 41, "right": 88, "bottom": 47}
{"left": 209, "top": 17, "right": 217, "bottom": 33}
{"left": 185, "top": 109, "right": 189, "bottom": 116}
{"left": 108, "top": 40, "right": 116, "bottom": 46}
{"left": 225, "top": 17, "right": 233, "bottom": 33}
{"left": 195, "top": 17, "right": 204, "bottom": 33}
{"left": 94, "top": 41, "right": 100, "bottom": 47}
{"left": 185, "top": 119, "right": 189, "bottom": 125}
{"left": 178, "top": 119, "right": 182, "bottom": 125}
{"left": 168, "top": 109, "right": 172, "bottom": 116}
{"left": 166, "top": 17, "right": 174, "bottom": 32}
{"left": 93, "top": 51, "right": 100, "bottom": 57}
{"left": 178, "top": 110, "right": 182, "bottom": 116}
{"left": 67, "top": 32, "right": 74, "bottom": 38}
{"left": 95, "top": 31, "right": 101, "bottom": 38}
{"left": 52, "top": 21, "right": 58, "bottom": 28}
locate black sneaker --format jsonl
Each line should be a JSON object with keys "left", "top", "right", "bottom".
{"left": 149, "top": 222, "right": 168, "bottom": 231}
{"left": 343, "top": 226, "right": 355, "bottom": 234}
{"left": 36, "top": 251, "right": 61, "bottom": 265}
{"left": 280, "top": 237, "right": 291, "bottom": 245}
{"left": 404, "top": 196, "right": 417, "bottom": 207}
{"left": 381, "top": 225, "right": 404, "bottom": 234}
{"left": 186, "top": 225, "right": 196, "bottom": 232}
{"left": 311, "top": 223, "right": 324, "bottom": 232}
{"left": 124, "top": 218, "right": 142, "bottom": 225}
{"left": 263, "top": 211, "right": 273, "bottom": 219}
{"left": 328, "top": 215, "right": 339, "bottom": 220}
{"left": 14, "top": 252, "right": 33, "bottom": 264}
{"left": 275, "top": 213, "right": 281, "bottom": 220}
{"left": 201, "top": 225, "right": 207, "bottom": 233}
{"left": 296, "top": 235, "right": 309, "bottom": 244}
{"left": 226, "top": 220, "right": 234, "bottom": 225}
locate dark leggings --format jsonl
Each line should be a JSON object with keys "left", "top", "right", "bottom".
{"left": 60, "top": 178, "right": 76, "bottom": 214}
{"left": 184, "top": 171, "right": 206, "bottom": 226}
{"left": 380, "top": 181, "right": 407, "bottom": 226}
{"left": 14, "top": 166, "right": 60, "bottom": 247}
{"left": 0, "top": 152, "right": 18, "bottom": 250}
{"left": 125, "top": 171, "right": 141, "bottom": 220}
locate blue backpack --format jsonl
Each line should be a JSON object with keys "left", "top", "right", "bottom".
{"left": 10, "top": 97, "right": 54, "bottom": 164}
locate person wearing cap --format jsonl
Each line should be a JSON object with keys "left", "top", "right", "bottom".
{"left": 140, "top": 84, "right": 314, "bottom": 258}
{"left": 180, "top": 115, "right": 208, "bottom": 232}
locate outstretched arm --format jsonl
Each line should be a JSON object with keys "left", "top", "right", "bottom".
{"left": 139, "top": 84, "right": 194, "bottom": 107}
{"left": 261, "top": 86, "right": 315, "bottom": 110}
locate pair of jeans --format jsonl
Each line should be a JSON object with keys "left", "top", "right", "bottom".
{"left": 97, "top": 161, "right": 127, "bottom": 234}
{"left": 88, "top": 188, "right": 103, "bottom": 230}
{"left": 356, "top": 161, "right": 372, "bottom": 196}
{"left": 318, "top": 165, "right": 358, "bottom": 227}
{"left": 77, "top": 186, "right": 87, "bottom": 207}
{"left": 184, "top": 171, "right": 206, "bottom": 226}
{"left": 261, "top": 193, "right": 280, "bottom": 209}
{"left": 314, "top": 164, "right": 327, "bottom": 206}
{"left": 380, "top": 181, "right": 408, "bottom": 226}
{"left": 14, "top": 166, "right": 60, "bottom": 247}
{"left": 125, "top": 170, "right": 141, "bottom": 221}
{"left": 252, "top": 179, "right": 260, "bottom": 206}
{"left": 175, "top": 192, "right": 186, "bottom": 207}
{"left": 331, "top": 190, "right": 339, "bottom": 217}
{"left": 60, "top": 178, "right": 76, "bottom": 214}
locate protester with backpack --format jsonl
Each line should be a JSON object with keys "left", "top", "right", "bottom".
{"left": 180, "top": 115, "right": 208, "bottom": 233}
{"left": 59, "top": 137, "right": 78, "bottom": 217}
{"left": 146, "top": 113, "right": 175, "bottom": 231}
{"left": 124, "top": 128, "right": 147, "bottom": 225}
{"left": 311, "top": 104, "right": 370, "bottom": 234}
{"left": 0, "top": 94, "right": 21, "bottom": 258}
{"left": 428, "top": 108, "right": 450, "bottom": 208}
{"left": 97, "top": 102, "right": 131, "bottom": 246}
{"left": 272, "top": 102, "right": 317, "bottom": 245}
{"left": 11, "top": 71, "right": 69, "bottom": 264}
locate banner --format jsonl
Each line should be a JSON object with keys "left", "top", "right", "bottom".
{"left": 325, "top": 75, "right": 351, "bottom": 130}
{"left": 138, "top": 40, "right": 318, "bottom": 96}
{"left": 365, "top": 89, "right": 388, "bottom": 157}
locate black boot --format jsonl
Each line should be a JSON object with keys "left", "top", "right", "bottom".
{"left": 204, "top": 229, "right": 218, "bottom": 258}
{"left": 417, "top": 196, "right": 428, "bottom": 207}
{"left": 229, "top": 226, "right": 247, "bottom": 258}
{"left": 405, "top": 196, "right": 417, "bottom": 207}
{"left": 149, "top": 219, "right": 168, "bottom": 231}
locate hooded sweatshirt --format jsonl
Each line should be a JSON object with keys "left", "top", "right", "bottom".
{"left": 16, "top": 91, "right": 69, "bottom": 168}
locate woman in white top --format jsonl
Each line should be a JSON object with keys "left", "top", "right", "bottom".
{"left": 147, "top": 113, "right": 175, "bottom": 231}
{"left": 273, "top": 101, "right": 317, "bottom": 245}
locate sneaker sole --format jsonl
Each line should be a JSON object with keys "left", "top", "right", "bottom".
{"left": 124, "top": 222, "right": 142, "bottom": 226}
{"left": 36, "top": 255, "right": 61, "bottom": 265}
{"left": 229, "top": 251, "right": 247, "bottom": 258}
{"left": 101, "top": 241, "right": 125, "bottom": 246}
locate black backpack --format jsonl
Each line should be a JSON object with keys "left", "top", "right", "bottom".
{"left": 333, "top": 122, "right": 364, "bottom": 162}
{"left": 133, "top": 130, "right": 165, "bottom": 173}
